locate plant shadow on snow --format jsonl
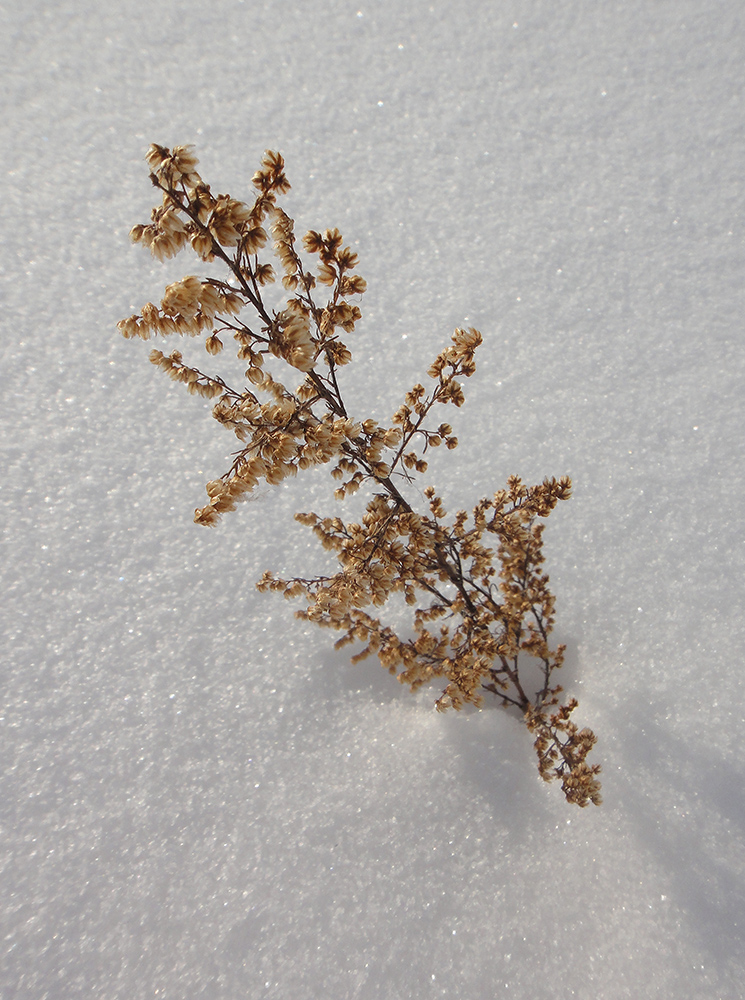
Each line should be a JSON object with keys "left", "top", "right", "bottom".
{"left": 434, "top": 630, "right": 587, "bottom": 815}
{"left": 614, "top": 690, "right": 745, "bottom": 971}
{"left": 301, "top": 621, "right": 585, "bottom": 828}
{"left": 302, "top": 632, "right": 414, "bottom": 708}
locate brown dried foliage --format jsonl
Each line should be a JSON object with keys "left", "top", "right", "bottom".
{"left": 119, "top": 144, "right": 601, "bottom": 807}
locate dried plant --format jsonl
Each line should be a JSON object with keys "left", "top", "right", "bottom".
{"left": 118, "top": 144, "right": 601, "bottom": 807}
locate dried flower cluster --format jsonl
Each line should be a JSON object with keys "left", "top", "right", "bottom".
{"left": 119, "top": 144, "right": 601, "bottom": 807}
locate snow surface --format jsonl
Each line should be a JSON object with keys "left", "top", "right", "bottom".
{"left": 2, "top": 1, "right": 744, "bottom": 997}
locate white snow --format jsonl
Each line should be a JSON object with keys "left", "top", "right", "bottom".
{"left": 2, "top": 1, "right": 744, "bottom": 997}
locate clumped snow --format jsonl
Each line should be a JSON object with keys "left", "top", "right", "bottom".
{"left": 2, "top": 1, "right": 744, "bottom": 997}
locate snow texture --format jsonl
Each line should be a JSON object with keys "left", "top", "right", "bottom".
{"left": 2, "top": 1, "right": 744, "bottom": 997}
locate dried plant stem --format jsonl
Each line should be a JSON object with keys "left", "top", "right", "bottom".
{"left": 119, "top": 143, "right": 601, "bottom": 807}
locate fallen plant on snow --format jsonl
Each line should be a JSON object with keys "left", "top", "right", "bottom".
{"left": 119, "top": 143, "right": 601, "bottom": 806}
